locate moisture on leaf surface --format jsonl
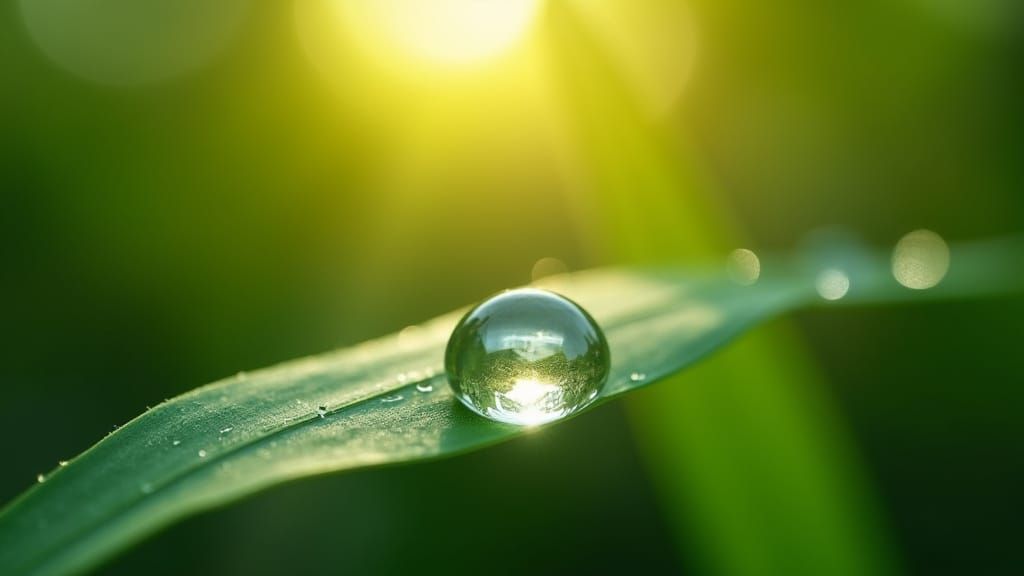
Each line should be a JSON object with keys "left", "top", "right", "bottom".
{"left": 0, "top": 237, "right": 1021, "bottom": 576}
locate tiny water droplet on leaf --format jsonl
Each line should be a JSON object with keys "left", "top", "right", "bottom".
{"left": 629, "top": 372, "right": 647, "bottom": 382}
{"left": 198, "top": 450, "right": 207, "bottom": 458}
{"left": 381, "top": 394, "right": 404, "bottom": 403}
{"left": 445, "top": 288, "right": 610, "bottom": 426}
{"left": 416, "top": 382, "right": 434, "bottom": 393}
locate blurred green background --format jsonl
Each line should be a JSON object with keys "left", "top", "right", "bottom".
{"left": 3, "top": 1, "right": 1022, "bottom": 574}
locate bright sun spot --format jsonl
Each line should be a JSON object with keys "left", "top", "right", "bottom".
{"left": 344, "top": 0, "right": 542, "bottom": 66}
{"left": 506, "top": 378, "right": 558, "bottom": 406}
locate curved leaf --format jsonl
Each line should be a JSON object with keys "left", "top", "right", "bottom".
{"left": 0, "top": 237, "right": 1021, "bottom": 575}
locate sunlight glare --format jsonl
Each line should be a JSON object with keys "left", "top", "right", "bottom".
{"left": 341, "top": 0, "right": 542, "bottom": 67}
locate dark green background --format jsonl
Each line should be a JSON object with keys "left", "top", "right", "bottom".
{"left": 3, "top": 1, "right": 1022, "bottom": 574}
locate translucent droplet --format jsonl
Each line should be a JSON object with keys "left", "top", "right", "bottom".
{"left": 816, "top": 268, "right": 850, "bottom": 301}
{"left": 727, "top": 248, "right": 761, "bottom": 286}
{"left": 220, "top": 426, "right": 233, "bottom": 435}
{"left": 198, "top": 450, "right": 208, "bottom": 458}
{"left": 416, "top": 382, "right": 434, "bottom": 393}
{"left": 445, "top": 288, "right": 610, "bottom": 426}
{"left": 317, "top": 405, "right": 327, "bottom": 418}
{"left": 629, "top": 372, "right": 647, "bottom": 382}
{"left": 397, "top": 325, "right": 423, "bottom": 348}
{"left": 381, "top": 394, "right": 404, "bottom": 403}
{"left": 58, "top": 460, "right": 68, "bottom": 467}
{"left": 172, "top": 440, "right": 181, "bottom": 446}
{"left": 892, "top": 229, "right": 950, "bottom": 290}
{"left": 36, "top": 474, "right": 45, "bottom": 484}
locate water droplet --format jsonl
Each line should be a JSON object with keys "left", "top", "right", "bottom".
{"left": 220, "top": 426, "right": 233, "bottom": 435}
{"left": 727, "top": 248, "right": 761, "bottom": 286}
{"left": 58, "top": 460, "right": 68, "bottom": 467}
{"left": 397, "top": 325, "right": 423, "bottom": 347}
{"left": 172, "top": 440, "right": 181, "bottom": 446}
{"left": 816, "top": 268, "right": 851, "bottom": 301}
{"left": 140, "top": 482, "right": 154, "bottom": 494}
{"left": 445, "top": 288, "right": 610, "bottom": 426}
{"left": 416, "top": 382, "right": 434, "bottom": 393}
{"left": 892, "top": 229, "right": 950, "bottom": 290}
{"left": 198, "top": 449, "right": 208, "bottom": 458}
{"left": 317, "top": 405, "right": 327, "bottom": 418}
{"left": 381, "top": 394, "right": 404, "bottom": 403}
{"left": 36, "top": 474, "right": 45, "bottom": 484}
{"left": 629, "top": 372, "right": 647, "bottom": 382}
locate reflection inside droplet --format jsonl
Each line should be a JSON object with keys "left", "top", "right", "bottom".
{"left": 816, "top": 268, "right": 850, "bottom": 301}
{"left": 445, "top": 288, "right": 610, "bottom": 426}
{"left": 892, "top": 229, "right": 950, "bottom": 290}
{"left": 727, "top": 248, "right": 761, "bottom": 285}
{"left": 489, "top": 378, "right": 565, "bottom": 426}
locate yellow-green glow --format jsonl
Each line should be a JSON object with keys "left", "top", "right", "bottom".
{"left": 339, "top": 0, "right": 541, "bottom": 68}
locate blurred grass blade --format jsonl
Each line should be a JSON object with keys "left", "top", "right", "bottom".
{"left": 0, "top": 239, "right": 1021, "bottom": 576}
{"left": 547, "top": 4, "right": 890, "bottom": 574}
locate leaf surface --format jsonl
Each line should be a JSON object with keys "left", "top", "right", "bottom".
{"left": 1, "top": 237, "right": 1020, "bottom": 576}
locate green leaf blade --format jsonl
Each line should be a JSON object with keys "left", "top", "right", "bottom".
{"left": 1, "top": 239, "right": 1020, "bottom": 576}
